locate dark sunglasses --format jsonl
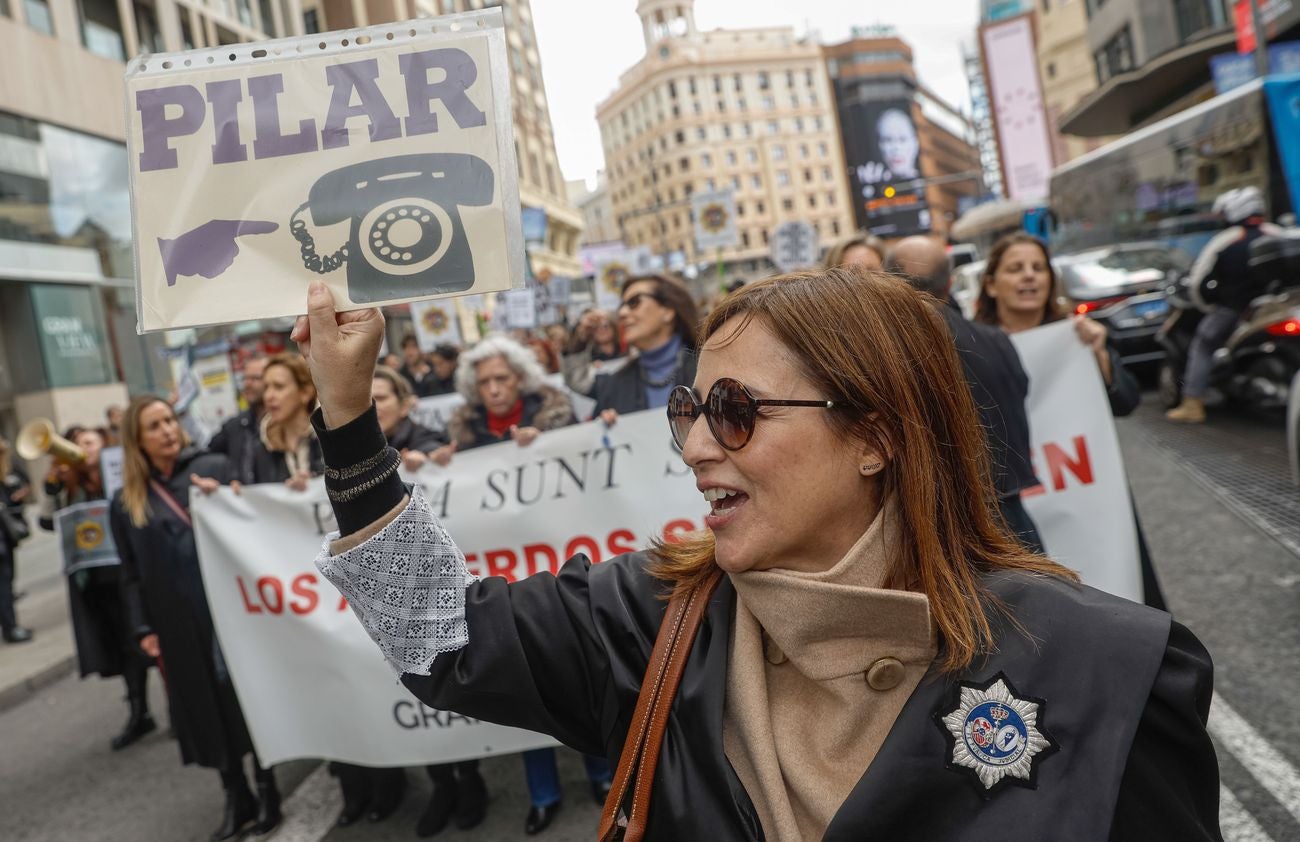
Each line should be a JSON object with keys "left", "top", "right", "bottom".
{"left": 668, "top": 378, "right": 836, "bottom": 451}
{"left": 619, "top": 292, "right": 661, "bottom": 311}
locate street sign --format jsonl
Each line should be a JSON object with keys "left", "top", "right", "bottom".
{"left": 769, "top": 220, "right": 819, "bottom": 273}
{"left": 691, "top": 188, "right": 738, "bottom": 251}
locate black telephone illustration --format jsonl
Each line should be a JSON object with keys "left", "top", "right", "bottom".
{"left": 290, "top": 153, "right": 494, "bottom": 303}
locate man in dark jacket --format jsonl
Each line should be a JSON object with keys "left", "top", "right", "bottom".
{"left": 886, "top": 237, "right": 1044, "bottom": 551}
{"left": 207, "top": 355, "right": 268, "bottom": 481}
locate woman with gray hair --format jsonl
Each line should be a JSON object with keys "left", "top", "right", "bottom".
{"left": 430, "top": 335, "right": 575, "bottom": 466}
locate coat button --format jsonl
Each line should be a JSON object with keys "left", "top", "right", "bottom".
{"left": 865, "top": 657, "right": 905, "bottom": 691}
{"left": 764, "top": 636, "right": 787, "bottom": 665}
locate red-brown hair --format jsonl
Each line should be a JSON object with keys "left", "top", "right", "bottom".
{"left": 648, "top": 268, "right": 1077, "bottom": 673}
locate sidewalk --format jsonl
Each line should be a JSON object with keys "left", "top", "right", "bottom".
{"left": 0, "top": 521, "right": 78, "bottom": 713}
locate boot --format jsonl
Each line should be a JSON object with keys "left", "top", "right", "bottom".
{"left": 211, "top": 778, "right": 257, "bottom": 842}
{"left": 110, "top": 696, "right": 156, "bottom": 751}
{"left": 454, "top": 765, "right": 487, "bottom": 830}
{"left": 1165, "top": 397, "right": 1206, "bottom": 423}
{"left": 330, "top": 762, "right": 370, "bottom": 828}
{"left": 415, "top": 780, "right": 457, "bottom": 838}
{"left": 366, "top": 767, "right": 406, "bottom": 823}
{"left": 252, "top": 775, "right": 281, "bottom": 835}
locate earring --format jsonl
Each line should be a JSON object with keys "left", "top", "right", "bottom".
{"left": 860, "top": 463, "right": 883, "bottom": 476}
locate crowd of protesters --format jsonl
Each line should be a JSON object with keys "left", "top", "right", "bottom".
{"left": 0, "top": 228, "right": 1188, "bottom": 840}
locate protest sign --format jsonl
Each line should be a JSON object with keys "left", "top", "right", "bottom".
{"left": 100, "top": 447, "right": 125, "bottom": 501}
{"left": 191, "top": 409, "right": 701, "bottom": 765}
{"left": 592, "top": 246, "right": 652, "bottom": 311}
{"left": 126, "top": 9, "right": 524, "bottom": 332}
{"left": 691, "top": 188, "right": 738, "bottom": 252}
{"left": 411, "top": 392, "right": 467, "bottom": 434}
{"left": 410, "top": 299, "right": 462, "bottom": 351}
{"left": 55, "top": 501, "right": 119, "bottom": 576}
{"left": 503, "top": 288, "right": 537, "bottom": 329}
{"left": 1011, "top": 321, "right": 1142, "bottom": 602}
{"left": 190, "top": 342, "right": 240, "bottom": 438}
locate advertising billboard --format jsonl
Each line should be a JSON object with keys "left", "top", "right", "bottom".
{"left": 838, "top": 99, "right": 932, "bottom": 237}
{"left": 981, "top": 15, "right": 1054, "bottom": 203}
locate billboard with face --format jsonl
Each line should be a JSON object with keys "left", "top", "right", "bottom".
{"left": 839, "top": 99, "right": 932, "bottom": 237}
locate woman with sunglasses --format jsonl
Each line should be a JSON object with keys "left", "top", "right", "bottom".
{"left": 292, "top": 273, "right": 1217, "bottom": 840}
{"left": 593, "top": 275, "right": 699, "bottom": 426}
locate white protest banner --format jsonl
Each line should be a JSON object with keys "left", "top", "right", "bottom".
{"left": 691, "top": 188, "right": 738, "bottom": 252}
{"left": 126, "top": 9, "right": 524, "bottom": 332}
{"left": 1011, "top": 321, "right": 1142, "bottom": 602}
{"left": 191, "top": 409, "right": 701, "bottom": 765}
{"left": 410, "top": 299, "right": 462, "bottom": 351}
{"left": 503, "top": 288, "right": 537, "bottom": 329}
{"left": 100, "top": 447, "right": 125, "bottom": 502}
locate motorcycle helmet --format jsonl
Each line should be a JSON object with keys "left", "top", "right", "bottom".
{"left": 1212, "top": 186, "right": 1266, "bottom": 224}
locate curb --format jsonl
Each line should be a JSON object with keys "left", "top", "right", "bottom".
{"left": 0, "top": 654, "right": 77, "bottom": 715}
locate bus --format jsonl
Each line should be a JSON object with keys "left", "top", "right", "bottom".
{"left": 1049, "top": 78, "right": 1293, "bottom": 263}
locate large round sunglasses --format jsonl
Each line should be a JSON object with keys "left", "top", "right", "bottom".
{"left": 667, "top": 378, "right": 836, "bottom": 451}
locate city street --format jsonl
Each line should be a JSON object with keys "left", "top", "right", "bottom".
{"left": 1, "top": 397, "right": 1298, "bottom": 841}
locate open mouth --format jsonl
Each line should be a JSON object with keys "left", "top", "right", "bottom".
{"left": 703, "top": 487, "right": 748, "bottom": 514}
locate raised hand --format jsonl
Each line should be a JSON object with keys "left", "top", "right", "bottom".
{"left": 291, "top": 282, "right": 385, "bottom": 429}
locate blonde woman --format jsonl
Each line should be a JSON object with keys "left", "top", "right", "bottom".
{"left": 108, "top": 395, "right": 280, "bottom": 839}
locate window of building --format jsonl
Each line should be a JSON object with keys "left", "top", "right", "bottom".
{"left": 756, "top": 200, "right": 766, "bottom": 214}
{"left": 751, "top": 174, "right": 762, "bottom": 188}
{"left": 803, "top": 168, "right": 813, "bottom": 182}
{"left": 777, "top": 170, "right": 790, "bottom": 186}
{"left": 1046, "top": 61, "right": 1057, "bottom": 79}
{"left": 734, "top": 73, "right": 743, "bottom": 91}
{"left": 772, "top": 144, "right": 786, "bottom": 160}
{"left": 747, "top": 148, "right": 758, "bottom": 163}
{"left": 75, "top": 0, "right": 124, "bottom": 58}
{"left": 732, "top": 175, "right": 741, "bottom": 190}
{"left": 794, "top": 117, "right": 805, "bottom": 132}
{"left": 767, "top": 120, "right": 779, "bottom": 134}
{"left": 25, "top": 0, "right": 54, "bottom": 34}
{"left": 742, "top": 230, "right": 751, "bottom": 247}
{"left": 726, "top": 150, "right": 737, "bottom": 165}
{"left": 723, "top": 124, "right": 732, "bottom": 139}
{"left": 786, "top": 70, "right": 795, "bottom": 88}
{"left": 762, "top": 95, "right": 774, "bottom": 110}
{"left": 758, "top": 70, "right": 770, "bottom": 89}
{"left": 675, "top": 130, "right": 685, "bottom": 143}
{"left": 738, "top": 98, "right": 747, "bottom": 111}
{"left": 714, "top": 75, "right": 722, "bottom": 93}
{"left": 742, "top": 122, "right": 753, "bottom": 137}
{"left": 737, "top": 202, "right": 745, "bottom": 217}
{"left": 717, "top": 100, "right": 726, "bottom": 112}
{"left": 701, "top": 152, "right": 712, "bottom": 167}
{"left": 668, "top": 80, "right": 677, "bottom": 99}
{"left": 1173, "top": 0, "right": 1217, "bottom": 42}
{"left": 807, "top": 194, "right": 817, "bottom": 208}
{"left": 826, "top": 191, "right": 836, "bottom": 206}
{"left": 818, "top": 141, "right": 828, "bottom": 156}
{"left": 806, "top": 69, "right": 814, "bottom": 86}
{"left": 1094, "top": 24, "right": 1134, "bottom": 83}
{"left": 799, "top": 143, "right": 809, "bottom": 158}
{"left": 704, "top": 177, "right": 716, "bottom": 191}
{"left": 813, "top": 116, "right": 823, "bottom": 129}
{"left": 680, "top": 157, "right": 690, "bottom": 171}
{"left": 135, "top": 2, "right": 164, "bottom": 51}
{"left": 761, "top": 229, "right": 769, "bottom": 245}
{"left": 689, "top": 77, "right": 697, "bottom": 95}
{"left": 831, "top": 219, "right": 841, "bottom": 235}
{"left": 684, "top": 183, "right": 694, "bottom": 196}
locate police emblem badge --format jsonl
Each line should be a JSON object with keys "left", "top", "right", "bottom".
{"left": 934, "top": 672, "right": 1057, "bottom": 795}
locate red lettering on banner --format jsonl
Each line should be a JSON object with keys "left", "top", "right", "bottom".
{"left": 237, "top": 576, "right": 263, "bottom": 614}
{"left": 523, "top": 543, "right": 559, "bottom": 576}
{"left": 337, "top": 594, "right": 349, "bottom": 611}
{"left": 290, "top": 573, "right": 319, "bottom": 615}
{"left": 607, "top": 529, "right": 637, "bottom": 557}
{"left": 564, "top": 535, "right": 601, "bottom": 564}
{"left": 1044, "top": 436, "right": 1094, "bottom": 491}
{"left": 462, "top": 552, "right": 483, "bottom": 578}
{"left": 257, "top": 576, "right": 284, "bottom": 615}
{"left": 662, "top": 519, "right": 698, "bottom": 543}
{"left": 484, "top": 549, "right": 519, "bottom": 582}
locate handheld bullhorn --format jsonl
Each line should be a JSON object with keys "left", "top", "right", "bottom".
{"left": 16, "top": 419, "right": 86, "bottom": 464}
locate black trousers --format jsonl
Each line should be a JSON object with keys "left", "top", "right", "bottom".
{"left": 0, "top": 544, "right": 17, "bottom": 631}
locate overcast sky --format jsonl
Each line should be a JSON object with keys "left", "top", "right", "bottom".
{"left": 531, "top": 0, "right": 981, "bottom": 188}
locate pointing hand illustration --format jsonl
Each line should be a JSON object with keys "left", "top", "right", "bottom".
{"left": 158, "top": 219, "right": 279, "bottom": 287}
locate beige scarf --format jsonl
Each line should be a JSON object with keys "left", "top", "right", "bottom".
{"left": 723, "top": 500, "right": 937, "bottom": 840}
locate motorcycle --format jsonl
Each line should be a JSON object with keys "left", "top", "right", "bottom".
{"left": 1156, "top": 232, "right": 1300, "bottom": 416}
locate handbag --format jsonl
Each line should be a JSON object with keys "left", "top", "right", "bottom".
{"left": 597, "top": 566, "right": 724, "bottom": 842}
{"left": 0, "top": 505, "right": 30, "bottom": 546}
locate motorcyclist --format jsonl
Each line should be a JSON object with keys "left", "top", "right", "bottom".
{"left": 1166, "top": 186, "right": 1283, "bottom": 423}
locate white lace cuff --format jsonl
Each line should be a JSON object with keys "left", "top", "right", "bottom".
{"left": 315, "top": 487, "right": 477, "bottom": 676}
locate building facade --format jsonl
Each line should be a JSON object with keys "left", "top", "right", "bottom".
{"left": 824, "top": 32, "right": 983, "bottom": 241}
{"left": 1036, "top": 0, "right": 1112, "bottom": 162}
{"left": 596, "top": 0, "right": 855, "bottom": 282}
{"left": 567, "top": 173, "right": 620, "bottom": 247}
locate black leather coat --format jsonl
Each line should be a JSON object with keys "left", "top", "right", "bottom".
{"left": 402, "top": 554, "right": 1219, "bottom": 840}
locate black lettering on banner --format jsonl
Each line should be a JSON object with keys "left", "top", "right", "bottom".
{"left": 393, "top": 700, "right": 481, "bottom": 729}
{"left": 480, "top": 469, "right": 508, "bottom": 512}
{"left": 599, "top": 443, "right": 634, "bottom": 489}
{"left": 424, "top": 478, "right": 452, "bottom": 520}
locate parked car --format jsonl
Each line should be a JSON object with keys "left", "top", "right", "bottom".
{"left": 1053, "top": 243, "right": 1188, "bottom": 366}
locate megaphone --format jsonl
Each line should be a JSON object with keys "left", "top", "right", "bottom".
{"left": 16, "top": 419, "right": 86, "bottom": 464}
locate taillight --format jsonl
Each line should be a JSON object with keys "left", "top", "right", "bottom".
{"left": 1265, "top": 318, "right": 1300, "bottom": 337}
{"left": 1074, "top": 296, "right": 1127, "bottom": 315}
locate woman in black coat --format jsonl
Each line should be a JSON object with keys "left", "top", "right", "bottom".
{"left": 373, "top": 365, "right": 447, "bottom": 472}
{"left": 108, "top": 396, "right": 279, "bottom": 840}
{"left": 593, "top": 275, "right": 699, "bottom": 421}
{"left": 975, "top": 233, "right": 1165, "bottom": 608}
{"left": 292, "top": 273, "right": 1218, "bottom": 841}
{"left": 41, "top": 425, "right": 156, "bottom": 750}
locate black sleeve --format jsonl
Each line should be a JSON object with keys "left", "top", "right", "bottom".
{"left": 311, "top": 404, "right": 405, "bottom": 536}
{"left": 1109, "top": 620, "right": 1221, "bottom": 841}
{"left": 1106, "top": 346, "right": 1142, "bottom": 418}
{"left": 401, "top": 555, "right": 632, "bottom": 757}
{"left": 206, "top": 424, "right": 230, "bottom": 455}
{"left": 109, "top": 497, "right": 153, "bottom": 640}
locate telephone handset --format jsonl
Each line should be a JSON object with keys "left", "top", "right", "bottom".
{"left": 290, "top": 153, "right": 494, "bottom": 304}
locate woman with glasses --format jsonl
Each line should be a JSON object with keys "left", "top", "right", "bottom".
{"left": 291, "top": 272, "right": 1218, "bottom": 840}
{"left": 593, "top": 275, "right": 699, "bottom": 425}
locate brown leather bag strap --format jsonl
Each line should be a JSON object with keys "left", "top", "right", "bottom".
{"left": 598, "top": 567, "right": 724, "bottom": 842}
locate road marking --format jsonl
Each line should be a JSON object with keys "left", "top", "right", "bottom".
{"left": 1221, "top": 784, "right": 1273, "bottom": 842}
{"left": 262, "top": 763, "right": 337, "bottom": 842}
{"left": 1211, "top": 696, "right": 1300, "bottom": 827}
